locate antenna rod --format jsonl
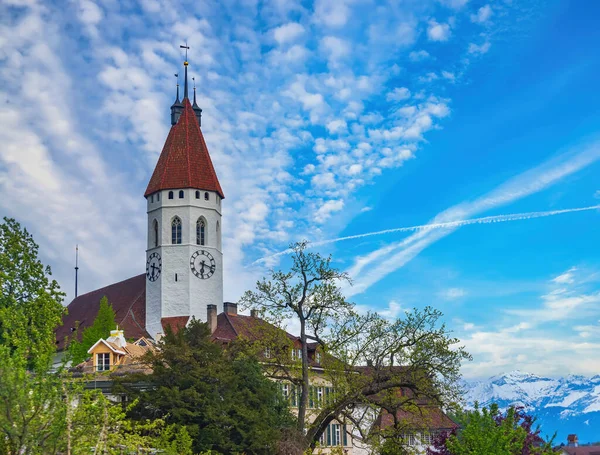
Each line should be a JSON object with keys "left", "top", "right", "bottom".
{"left": 75, "top": 245, "right": 79, "bottom": 298}
{"left": 180, "top": 43, "right": 190, "bottom": 99}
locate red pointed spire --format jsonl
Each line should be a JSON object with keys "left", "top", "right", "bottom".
{"left": 145, "top": 99, "right": 224, "bottom": 198}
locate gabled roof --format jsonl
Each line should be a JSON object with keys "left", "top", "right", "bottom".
{"left": 87, "top": 338, "right": 127, "bottom": 356}
{"left": 144, "top": 98, "right": 224, "bottom": 198}
{"left": 56, "top": 274, "right": 148, "bottom": 350}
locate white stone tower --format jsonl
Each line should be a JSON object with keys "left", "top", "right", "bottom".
{"left": 144, "top": 59, "right": 224, "bottom": 339}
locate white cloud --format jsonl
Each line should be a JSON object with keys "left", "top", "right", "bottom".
{"left": 471, "top": 5, "right": 493, "bottom": 24}
{"left": 594, "top": 190, "right": 600, "bottom": 199}
{"left": 315, "top": 199, "right": 344, "bottom": 223}
{"left": 553, "top": 267, "right": 577, "bottom": 284}
{"left": 313, "top": 0, "right": 350, "bottom": 27}
{"left": 386, "top": 87, "right": 411, "bottom": 102}
{"left": 320, "top": 36, "right": 351, "bottom": 62}
{"left": 273, "top": 22, "right": 305, "bottom": 45}
{"left": 427, "top": 20, "right": 451, "bottom": 42}
{"left": 439, "top": 287, "right": 467, "bottom": 300}
{"left": 468, "top": 41, "right": 491, "bottom": 55}
{"left": 441, "top": 70, "right": 456, "bottom": 81}
{"left": 409, "top": 50, "right": 430, "bottom": 62}
{"left": 326, "top": 119, "right": 348, "bottom": 134}
{"left": 312, "top": 172, "right": 337, "bottom": 189}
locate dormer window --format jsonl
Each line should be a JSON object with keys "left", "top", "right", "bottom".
{"left": 97, "top": 353, "right": 110, "bottom": 371}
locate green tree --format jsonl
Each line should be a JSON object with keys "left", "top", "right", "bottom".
{"left": 0, "top": 347, "right": 66, "bottom": 455}
{"left": 0, "top": 217, "right": 65, "bottom": 367}
{"left": 124, "top": 319, "right": 294, "bottom": 455}
{"left": 428, "top": 404, "right": 555, "bottom": 455}
{"left": 240, "top": 241, "right": 471, "bottom": 453}
{"left": 68, "top": 296, "right": 117, "bottom": 364}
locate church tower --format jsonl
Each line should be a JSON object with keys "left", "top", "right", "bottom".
{"left": 144, "top": 58, "right": 224, "bottom": 339}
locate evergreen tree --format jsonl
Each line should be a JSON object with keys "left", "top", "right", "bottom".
{"left": 125, "top": 319, "right": 294, "bottom": 455}
{"left": 68, "top": 296, "right": 116, "bottom": 364}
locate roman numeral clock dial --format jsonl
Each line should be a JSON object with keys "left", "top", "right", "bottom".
{"left": 146, "top": 252, "right": 162, "bottom": 282}
{"left": 190, "top": 250, "right": 216, "bottom": 279}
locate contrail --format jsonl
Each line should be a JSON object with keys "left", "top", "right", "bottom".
{"left": 254, "top": 204, "right": 600, "bottom": 264}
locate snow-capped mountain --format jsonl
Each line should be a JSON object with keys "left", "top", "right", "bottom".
{"left": 464, "top": 371, "right": 600, "bottom": 444}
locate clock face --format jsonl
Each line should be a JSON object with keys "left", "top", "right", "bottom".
{"left": 146, "top": 252, "right": 162, "bottom": 282}
{"left": 190, "top": 250, "right": 216, "bottom": 280}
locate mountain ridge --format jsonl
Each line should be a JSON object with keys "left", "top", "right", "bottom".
{"left": 464, "top": 371, "right": 600, "bottom": 444}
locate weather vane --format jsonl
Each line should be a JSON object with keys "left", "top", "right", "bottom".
{"left": 180, "top": 42, "right": 190, "bottom": 62}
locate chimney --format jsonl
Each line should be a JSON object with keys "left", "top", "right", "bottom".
{"left": 251, "top": 309, "right": 259, "bottom": 318}
{"left": 224, "top": 302, "right": 237, "bottom": 315}
{"left": 207, "top": 304, "right": 217, "bottom": 333}
{"left": 567, "top": 434, "right": 578, "bottom": 447}
{"left": 107, "top": 328, "right": 126, "bottom": 348}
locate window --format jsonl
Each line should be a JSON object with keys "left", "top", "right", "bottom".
{"left": 264, "top": 347, "right": 271, "bottom": 358}
{"left": 316, "top": 387, "right": 324, "bottom": 405}
{"left": 157, "top": 192, "right": 160, "bottom": 201}
{"left": 316, "top": 352, "right": 322, "bottom": 364}
{"left": 216, "top": 221, "right": 221, "bottom": 250}
{"left": 179, "top": 190, "right": 184, "bottom": 199}
{"left": 150, "top": 194, "right": 154, "bottom": 202}
{"left": 422, "top": 432, "right": 434, "bottom": 445}
{"left": 403, "top": 433, "right": 417, "bottom": 446}
{"left": 195, "top": 190, "right": 200, "bottom": 199}
{"left": 171, "top": 217, "right": 182, "bottom": 244}
{"left": 281, "top": 383, "right": 290, "bottom": 398}
{"left": 320, "top": 423, "right": 347, "bottom": 447}
{"left": 168, "top": 191, "right": 174, "bottom": 199}
{"left": 196, "top": 218, "right": 206, "bottom": 245}
{"left": 97, "top": 353, "right": 110, "bottom": 371}
{"left": 153, "top": 219, "right": 159, "bottom": 247}
{"left": 292, "top": 348, "right": 302, "bottom": 361}
{"left": 204, "top": 192, "right": 209, "bottom": 201}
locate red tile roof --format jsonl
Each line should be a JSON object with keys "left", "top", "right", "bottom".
{"left": 144, "top": 98, "right": 224, "bottom": 198}
{"left": 377, "top": 406, "right": 458, "bottom": 431}
{"left": 161, "top": 316, "right": 190, "bottom": 333}
{"left": 56, "top": 274, "right": 148, "bottom": 350}
{"left": 561, "top": 447, "right": 600, "bottom": 455}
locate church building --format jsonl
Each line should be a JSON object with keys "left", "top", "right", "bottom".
{"left": 56, "top": 58, "right": 226, "bottom": 345}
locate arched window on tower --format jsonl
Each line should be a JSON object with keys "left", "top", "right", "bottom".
{"left": 216, "top": 220, "right": 221, "bottom": 250}
{"left": 195, "top": 190, "right": 200, "bottom": 199}
{"left": 204, "top": 192, "right": 209, "bottom": 201}
{"left": 153, "top": 219, "right": 159, "bottom": 248}
{"left": 171, "top": 217, "right": 182, "bottom": 244}
{"left": 179, "top": 190, "right": 184, "bottom": 199}
{"left": 168, "top": 191, "right": 174, "bottom": 199}
{"left": 196, "top": 218, "right": 206, "bottom": 246}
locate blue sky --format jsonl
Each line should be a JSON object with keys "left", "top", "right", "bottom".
{"left": 1, "top": 0, "right": 599, "bottom": 379}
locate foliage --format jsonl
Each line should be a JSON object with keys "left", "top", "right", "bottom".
{"left": 0, "top": 346, "right": 67, "bottom": 455}
{"left": 69, "top": 390, "right": 193, "bottom": 455}
{"left": 124, "top": 319, "right": 294, "bottom": 455}
{"left": 0, "top": 217, "right": 65, "bottom": 367}
{"left": 240, "top": 241, "right": 471, "bottom": 452}
{"left": 427, "top": 403, "right": 555, "bottom": 455}
{"left": 68, "top": 295, "right": 117, "bottom": 364}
